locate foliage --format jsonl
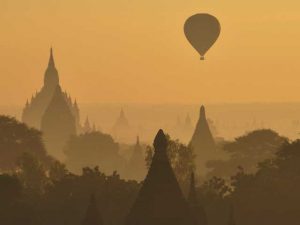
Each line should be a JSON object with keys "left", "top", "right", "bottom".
{"left": 0, "top": 115, "right": 51, "bottom": 171}
{"left": 206, "top": 129, "right": 287, "bottom": 179}
{"left": 64, "top": 131, "right": 126, "bottom": 175}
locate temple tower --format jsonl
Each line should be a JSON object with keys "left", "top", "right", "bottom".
{"left": 22, "top": 48, "right": 81, "bottom": 132}
{"left": 41, "top": 85, "right": 76, "bottom": 160}
{"left": 189, "top": 106, "right": 216, "bottom": 173}
{"left": 125, "top": 129, "right": 196, "bottom": 225}
{"left": 126, "top": 136, "right": 146, "bottom": 181}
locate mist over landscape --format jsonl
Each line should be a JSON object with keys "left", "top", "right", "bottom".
{"left": 2, "top": 102, "right": 300, "bottom": 143}
{"left": 2, "top": 0, "right": 300, "bottom": 225}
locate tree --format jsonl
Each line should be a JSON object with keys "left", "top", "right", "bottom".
{"left": 229, "top": 140, "right": 300, "bottom": 225}
{"left": 0, "top": 115, "right": 51, "bottom": 171}
{"left": 0, "top": 174, "right": 22, "bottom": 207}
{"left": 16, "top": 152, "right": 48, "bottom": 194}
{"left": 49, "top": 160, "right": 69, "bottom": 182}
{"left": 64, "top": 131, "right": 126, "bottom": 175}
{"left": 206, "top": 129, "right": 286, "bottom": 179}
{"left": 42, "top": 166, "right": 140, "bottom": 225}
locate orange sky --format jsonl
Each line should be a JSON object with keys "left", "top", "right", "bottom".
{"left": 0, "top": 0, "right": 300, "bottom": 105}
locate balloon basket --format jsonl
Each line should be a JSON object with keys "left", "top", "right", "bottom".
{"left": 200, "top": 56, "right": 205, "bottom": 60}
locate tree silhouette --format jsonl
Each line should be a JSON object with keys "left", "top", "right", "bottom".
{"left": 206, "top": 129, "right": 286, "bottom": 179}
{"left": 0, "top": 115, "right": 51, "bottom": 171}
{"left": 64, "top": 131, "right": 126, "bottom": 175}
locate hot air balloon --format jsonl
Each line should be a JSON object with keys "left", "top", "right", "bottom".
{"left": 184, "top": 14, "right": 221, "bottom": 60}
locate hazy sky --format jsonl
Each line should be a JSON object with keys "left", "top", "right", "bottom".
{"left": 0, "top": 0, "right": 300, "bottom": 105}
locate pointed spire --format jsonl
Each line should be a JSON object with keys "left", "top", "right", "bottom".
{"left": 74, "top": 99, "right": 79, "bottom": 109}
{"left": 25, "top": 99, "right": 29, "bottom": 107}
{"left": 125, "top": 129, "right": 194, "bottom": 225}
{"left": 48, "top": 47, "right": 55, "bottom": 68}
{"left": 84, "top": 116, "right": 92, "bottom": 133}
{"left": 153, "top": 129, "right": 168, "bottom": 153}
{"left": 136, "top": 136, "right": 140, "bottom": 146}
{"left": 44, "top": 47, "right": 59, "bottom": 88}
{"left": 200, "top": 105, "right": 206, "bottom": 119}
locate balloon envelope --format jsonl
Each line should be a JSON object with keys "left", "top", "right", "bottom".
{"left": 184, "top": 14, "right": 221, "bottom": 60}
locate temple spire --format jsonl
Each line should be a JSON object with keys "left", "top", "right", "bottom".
{"left": 153, "top": 129, "right": 168, "bottom": 153}
{"left": 48, "top": 47, "right": 55, "bottom": 68}
{"left": 84, "top": 116, "right": 92, "bottom": 133}
{"left": 125, "top": 129, "right": 195, "bottom": 225}
{"left": 44, "top": 48, "right": 59, "bottom": 88}
{"left": 200, "top": 105, "right": 206, "bottom": 120}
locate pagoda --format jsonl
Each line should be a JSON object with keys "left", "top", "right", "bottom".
{"left": 125, "top": 129, "right": 196, "bottom": 225}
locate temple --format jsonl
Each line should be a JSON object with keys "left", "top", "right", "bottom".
{"left": 112, "top": 108, "right": 132, "bottom": 143}
{"left": 125, "top": 129, "right": 196, "bottom": 225}
{"left": 189, "top": 106, "right": 216, "bottom": 173}
{"left": 22, "top": 48, "right": 81, "bottom": 132}
{"left": 126, "top": 136, "right": 146, "bottom": 181}
{"left": 41, "top": 85, "right": 76, "bottom": 160}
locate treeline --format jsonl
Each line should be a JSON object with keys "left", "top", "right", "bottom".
{"left": 1, "top": 115, "right": 300, "bottom": 225}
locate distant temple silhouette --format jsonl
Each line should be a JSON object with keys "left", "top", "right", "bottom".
{"left": 22, "top": 48, "right": 82, "bottom": 159}
{"left": 112, "top": 108, "right": 133, "bottom": 143}
{"left": 174, "top": 113, "right": 194, "bottom": 143}
{"left": 125, "top": 129, "right": 197, "bottom": 225}
{"left": 126, "top": 136, "right": 146, "bottom": 181}
{"left": 113, "top": 109, "right": 129, "bottom": 130}
{"left": 189, "top": 106, "right": 216, "bottom": 173}
{"left": 83, "top": 116, "right": 92, "bottom": 133}
{"left": 22, "top": 48, "right": 81, "bottom": 131}
{"left": 41, "top": 85, "right": 76, "bottom": 160}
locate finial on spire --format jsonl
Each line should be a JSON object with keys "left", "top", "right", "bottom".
{"left": 48, "top": 47, "right": 55, "bottom": 68}
{"left": 200, "top": 105, "right": 206, "bottom": 119}
{"left": 74, "top": 99, "right": 79, "bottom": 108}
{"left": 136, "top": 136, "right": 140, "bottom": 145}
{"left": 153, "top": 129, "right": 168, "bottom": 152}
